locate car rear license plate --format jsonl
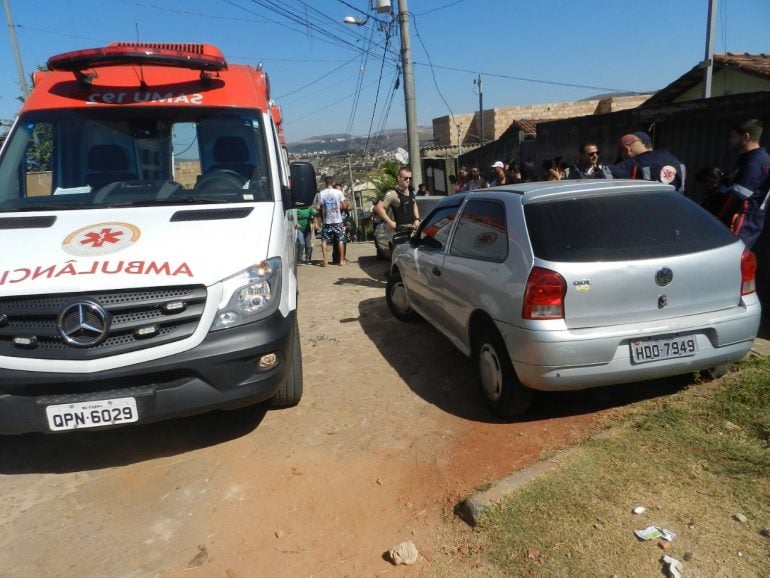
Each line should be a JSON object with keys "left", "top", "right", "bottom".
{"left": 630, "top": 334, "right": 698, "bottom": 364}
{"left": 46, "top": 397, "right": 138, "bottom": 431}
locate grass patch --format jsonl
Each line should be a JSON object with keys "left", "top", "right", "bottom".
{"left": 462, "top": 356, "right": 770, "bottom": 577}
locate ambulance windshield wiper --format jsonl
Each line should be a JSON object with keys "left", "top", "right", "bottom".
{"left": 6, "top": 203, "right": 89, "bottom": 212}
{"left": 102, "top": 197, "right": 232, "bottom": 207}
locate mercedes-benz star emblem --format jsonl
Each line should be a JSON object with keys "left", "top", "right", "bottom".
{"left": 655, "top": 267, "right": 674, "bottom": 287}
{"left": 57, "top": 300, "right": 111, "bottom": 347}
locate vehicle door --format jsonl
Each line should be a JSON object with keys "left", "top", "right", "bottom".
{"left": 399, "top": 200, "right": 463, "bottom": 324}
{"left": 440, "top": 198, "right": 510, "bottom": 344}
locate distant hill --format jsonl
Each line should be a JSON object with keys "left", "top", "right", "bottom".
{"left": 287, "top": 126, "right": 434, "bottom": 154}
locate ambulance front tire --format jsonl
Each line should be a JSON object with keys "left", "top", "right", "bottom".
{"left": 270, "top": 317, "right": 303, "bottom": 408}
{"left": 195, "top": 169, "right": 247, "bottom": 192}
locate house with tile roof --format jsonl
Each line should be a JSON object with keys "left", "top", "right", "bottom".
{"left": 642, "top": 53, "right": 770, "bottom": 106}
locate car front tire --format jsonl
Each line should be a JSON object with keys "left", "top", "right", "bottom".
{"left": 474, "top": 325, "right": 533, "bottom": 418}
{"left": 386, "top": 270, "right": 420, "bottom": 322}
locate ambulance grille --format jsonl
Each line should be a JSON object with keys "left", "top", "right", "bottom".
{"left": 0, "top": 216, "right": 57, "bottom": 229}
{"left": 0, "top": 285, "right": 207, "bottom": 360}
{"left": 170, "top": 208, "right": 253, "bottom": 221}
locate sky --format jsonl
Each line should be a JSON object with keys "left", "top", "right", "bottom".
{"left": 1, "top": 0, "right": 769, "bottom": 143}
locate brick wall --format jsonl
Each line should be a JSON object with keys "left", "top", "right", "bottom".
{"left": 432, "top": 94, "right": 651, "bottom": 146}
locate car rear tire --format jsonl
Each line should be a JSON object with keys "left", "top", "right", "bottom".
{"left": 270, "top": 317, "right": 303, "bottom": 407}
{"left": 705, "top": 364, "right": 729, "bottom": 380}
{"left": 474, "top": 325, "right": 533, "bottom": 418}
{"left": 386, "top": 270, "right": 420, "bottom": 322}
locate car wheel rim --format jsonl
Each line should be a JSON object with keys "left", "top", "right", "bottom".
{"left": 390, "top": 281, "right": 410, "bottom": 314}
{"left": 478, "top": 343, "right": 503, "bottom": 402}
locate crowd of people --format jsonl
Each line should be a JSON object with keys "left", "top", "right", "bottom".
{"left": 449, "top": 119, "right": 770, "bottom": 254}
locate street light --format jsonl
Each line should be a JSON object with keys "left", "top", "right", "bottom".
{"left": 344, "top": 0, "right": 422, "bottom": 187}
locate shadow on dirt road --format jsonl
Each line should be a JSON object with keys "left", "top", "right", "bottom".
{"left": 0, "top": 404, "right": 268, "bottom": 474}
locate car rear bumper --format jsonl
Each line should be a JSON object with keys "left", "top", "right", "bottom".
{"left": 0, "top": 310, "right": 296, "bottom": 434}
{"left": 501, "top": 302, "right": 761, "bottom": 391}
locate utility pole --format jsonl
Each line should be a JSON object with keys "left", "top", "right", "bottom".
{"left": 3, "top": 0, "right": 29, "bottom": 99}
{"left": 347, "top": 154, "right": 359, "bottom": 236}
{"left": 702, "top": 0, "right": 718, "bottom": 98}
{"left": 474, "top": 74, "right": 484, "bottom": 146}
{"left": 397, "top": 0, "right": 422, "bottom": 187}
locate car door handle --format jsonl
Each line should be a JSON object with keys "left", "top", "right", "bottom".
{"left": 432, "top": 267, "right": 441, "bottom": 277}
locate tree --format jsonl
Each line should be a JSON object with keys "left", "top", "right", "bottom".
{"left": 370, "top": 160, "right": 401, "bottom": 202}
{"left": 26, "top": 122, "right": 53, "bottom": 172}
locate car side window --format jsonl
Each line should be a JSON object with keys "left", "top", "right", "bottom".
{"left": 449, "top": 200, "right": 508, "bottom": 262}
{"left": 418, "top": 203, "right": 462, "bottom": 251}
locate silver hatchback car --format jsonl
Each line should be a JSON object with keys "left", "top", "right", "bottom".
{"left": 387, "top": 180, "right": 761, "bottom": 417}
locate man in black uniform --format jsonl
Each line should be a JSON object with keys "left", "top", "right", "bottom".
{"left": 373, "top": 166, "right": 420, "bottom": 233}
{"left": 603, "top": 131, "right": 687, "bottom": 193}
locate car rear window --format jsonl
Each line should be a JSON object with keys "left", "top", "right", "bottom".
{"left": 524, "top": 190, "right": 738, "bottom": 262}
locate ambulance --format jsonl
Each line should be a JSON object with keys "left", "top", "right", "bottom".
{"left": 0, "top": 43, "right": 318, "bottom": 433}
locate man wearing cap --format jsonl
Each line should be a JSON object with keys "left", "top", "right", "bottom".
{"left": 603, "top": 131, "right": 687, "bottom": 193}
{"left": 489, "top": 161, "right": 506, "bottom": 187}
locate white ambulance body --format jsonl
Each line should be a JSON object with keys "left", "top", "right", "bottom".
{"left": 0, "top": 43, "right": 318, "bottom": 433}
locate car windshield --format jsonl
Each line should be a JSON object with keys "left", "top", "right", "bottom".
{"left": 0, "top": 107, "right": 272, "bottom": 211}
{"left": 525, "top": 190, "right": 737, "bottom": 262}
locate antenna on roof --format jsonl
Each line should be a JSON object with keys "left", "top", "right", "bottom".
{"left": 134, "top": 23, "right": 148, "bottom": 90}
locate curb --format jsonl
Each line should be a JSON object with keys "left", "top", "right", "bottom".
{"left": 456, "top": 450, "right": 573, "bottom": 527}
{"left": 457, "top": 336, "right": 770, "bottom": 528}
{"left": 456, "top": 428, "right": 621, "bottom": 527}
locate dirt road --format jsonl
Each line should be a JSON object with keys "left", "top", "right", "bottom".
{"left": 0, "top": 242, "right": 671, "bottom": 577}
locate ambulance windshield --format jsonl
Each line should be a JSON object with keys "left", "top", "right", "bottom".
{"left": 0, "top": 108, "right": 274, "bottom": 211}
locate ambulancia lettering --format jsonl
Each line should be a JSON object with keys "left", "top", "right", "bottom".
{"left": 0, "top": 260, "right": 193, "bottom": 285}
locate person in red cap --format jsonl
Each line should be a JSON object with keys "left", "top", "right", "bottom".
{"left": 603, "top": 131, "right": 687, "bottom": 194}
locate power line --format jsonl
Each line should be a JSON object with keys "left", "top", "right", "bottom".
{"left": 275, "top": 55, "right": 360, "bottom": 100}
{"left": 118, "top": 0, "right": 269, "bottom": 24}
{"left": 413, "top": 61, "right": 634, "bottom": 94}
{"left": 413, "top": 0, "right": 470, "bottom": 16}
{"left": 363, "top": 22, "right": 394, "bottom": 155}
{"left": 284, "top": 77, "right": 382, "bottom": 125}
{"left": 410, "top": 14, "right": 456, "bottom": 127}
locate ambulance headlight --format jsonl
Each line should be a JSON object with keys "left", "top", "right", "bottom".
{"left": 212, "top": 259, "right": 282, "bottom": 330}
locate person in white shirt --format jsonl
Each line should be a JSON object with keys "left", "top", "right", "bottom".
{"left": 313, "top": 176, "right": 349, "bottom": 266}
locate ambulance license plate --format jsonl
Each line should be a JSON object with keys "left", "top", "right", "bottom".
{"left": 630, "top": 335, "right": 698, "bottom": 364}
{"left": 46, "top": 397, "right": 138, "bottom": 431}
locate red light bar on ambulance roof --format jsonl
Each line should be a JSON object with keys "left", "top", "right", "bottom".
{"left": 47, "top": 42, "right": 228, "bottom": 73}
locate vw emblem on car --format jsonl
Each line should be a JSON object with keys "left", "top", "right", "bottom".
{"left": 57, "top": 300, "right": 111, "bottom": 347}
{"left": 655, "top": 267, "right": 673, "bottom": 287}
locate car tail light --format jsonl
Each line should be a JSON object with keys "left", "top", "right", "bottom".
{"left": 741, "top": 248, "right": 757, "bottom": 295}
{"left": 523, "top": 267, "right": 566, "bottom": 319}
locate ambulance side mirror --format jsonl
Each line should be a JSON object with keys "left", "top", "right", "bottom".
{"left": 288, "top": 162, "right": 318, "bottom": 209}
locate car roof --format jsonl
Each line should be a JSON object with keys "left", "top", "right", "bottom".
{"left": 490, "top": 179, "right": 676, "bottom": 203}
{"left": 431, "top": 180, "right": 676, "bottom": 212}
